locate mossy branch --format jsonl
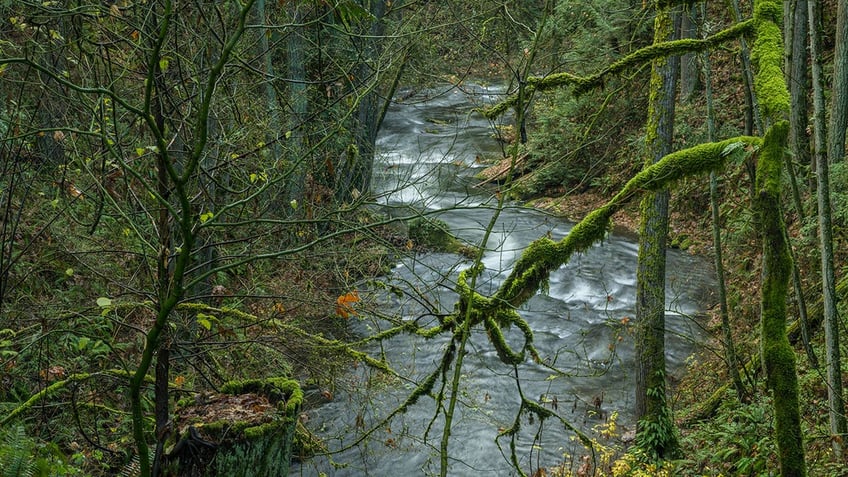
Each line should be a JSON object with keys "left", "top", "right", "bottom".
{"left": 482, "top": 19, "right": 755, "bottom": 119}
{"left": 450, "top": 136, "right": 759, "bottom": 370}
{"left": 0, "top": 370, "right": 140, "bottom": 427}
{"left": 458, "top": 136, "right": 760, "bottom": 314}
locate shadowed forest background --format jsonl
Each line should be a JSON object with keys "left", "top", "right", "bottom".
{"left": 2, "top": 0, "right": 848, "bottom": 476}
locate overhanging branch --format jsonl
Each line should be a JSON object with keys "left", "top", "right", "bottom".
{"left": 482, "top": 19, "right": 755, "bottom": 119}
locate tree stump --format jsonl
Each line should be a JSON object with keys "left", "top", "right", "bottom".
{"left": 165, "top": 378, "right": 302, "bottom": 477}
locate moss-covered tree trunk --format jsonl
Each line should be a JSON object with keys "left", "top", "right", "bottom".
{"left": 634, "top": 0, "right": 680, "bottom": 461}
{"left": 757, "top": 122, "right": 805, "bottom": 477}
{"left": 338, "top": 0, "right": 388, "bottom": 203}
{"left": 753, "top": 0, "right": 806, "bottom": 474}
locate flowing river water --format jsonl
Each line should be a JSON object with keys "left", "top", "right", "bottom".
{"left": 292, "top": 84, "right": 715, "bottom": 476}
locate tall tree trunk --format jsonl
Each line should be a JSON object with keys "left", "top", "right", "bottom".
{"left": 286, "top": 1, "right": 308, "bottom": 208}
{"left": 337, "top": 0, "right": 388, "bottom": 203}
{"left": 813, "top": 0, "right": 848, "bottom": 459}
{"left": 679, "top": 1, "right": 699, "bottom": 102}
{"left": 729, "top": 0, "right": 763, "bottom": 201}
{"left": 757, "top": 124, "right": 806, "bottom": 477}
{"left": 634, "top": 1, "right": 680, "bottom": 461}
{"left": 830, "top": 0, "right": 848, "bottom": 166}
{"left": 788, "top": 0, "right": 810, "bottom": 174}
{"left": 775, "top": 0, "right": 818, "bottom": 368}
{"left": 256, "top": 0, "right": 284, "bottom": 195}
{"left": 753, "top": 0, "right": 806, "bottom": 474}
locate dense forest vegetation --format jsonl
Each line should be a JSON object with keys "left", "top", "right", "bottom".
{"left": 2, "top": 0, "right": 848, "bottom": 476}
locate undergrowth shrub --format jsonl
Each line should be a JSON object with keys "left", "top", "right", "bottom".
{"left": 675, "top": 391, "right": 775, "bottom": 476}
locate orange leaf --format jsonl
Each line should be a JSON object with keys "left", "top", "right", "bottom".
{"left": 67, "top": 183, "right": 84, "bottom": 199}
{"left": 174, "top": 375, "right": 186, "bottom": 387}
{"left": 335, "top": 290, "right": 360, "bottom": 318}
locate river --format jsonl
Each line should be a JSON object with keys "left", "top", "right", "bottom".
{"left": 292, "top": 83, "right": 715, "bottom": 476}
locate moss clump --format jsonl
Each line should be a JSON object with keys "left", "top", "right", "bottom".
{"left": 221, "top": 377, "right": 303, "bottom": 417}
{"left": 670, "top": 234, "right": 691, "bottom": 250}
{"left": 408, "top": 217, "right": 476, "bottom": 256}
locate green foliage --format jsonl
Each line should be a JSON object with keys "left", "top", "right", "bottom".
{"left": 0, "top": 426, "right": 33, "bottom": 477}
{"left": 0, "top": 426, "right": 83, "bottom": 477}
{"left": 524, "top": 83, "right": 645, "bottom": 195}
{"left": 635, "top": 370, "right": 679, "bottom": 462}
{"left": 676, "top": 393, "right": 776, "bottom": 476}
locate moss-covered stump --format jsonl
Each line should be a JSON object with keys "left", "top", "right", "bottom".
{"left": 165, "top": 378, "right": 302, "bottom": 477}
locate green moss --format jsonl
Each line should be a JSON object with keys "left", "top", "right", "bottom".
{"left": 756, "top": 116, "right": 805, "bottom": 475}
{"left": 407, "top": 217, "right": 474, "bottom": 255}
{"left": 484, "top": 316, "right": 525, "bottom": 364}
{"left": 754, "top": 0, "right": 783, "bottom": 23}
{"left": 670, "top": 234, "right": 691, "bottom": 250}
{"left": 482, "top": 20, "right": 754, "bottom": 118}
{"left": 220, "top": 377, "right": 303, "bottom": 417}
{"left": 756, "top": 122, "right": 789, "bottom": 196}
{"left": 752, "top": 0, "right": 790, "bottom": 121}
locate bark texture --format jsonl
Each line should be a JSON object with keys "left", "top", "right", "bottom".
{"left": 634, "top": 1, "right": 680, "bottom": 461}
{"left": 811, "top": 0, "right": 847, "bottom": 458}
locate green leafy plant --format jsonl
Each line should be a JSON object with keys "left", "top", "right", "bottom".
{"left": 675, "top": 393, "right": 775, "bottom": 476}
{"left": 0, "top": 426, "right": 34, "bottom": 477}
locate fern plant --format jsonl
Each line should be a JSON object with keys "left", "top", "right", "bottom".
{"left": 0, "top": 426, "right": 35, "bottom": 477}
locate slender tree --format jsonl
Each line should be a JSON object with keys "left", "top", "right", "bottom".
{"left": 634, "top": 0, "right": 680, "bottom": 461}
{"left": 679, "top": 1, "right": 699, "bottom": 101}
{"left": 700, "top": 5, "right": 746, "bottom": 401}
{"left": 812, "top": 0, "right": 848, "bottom": 459}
